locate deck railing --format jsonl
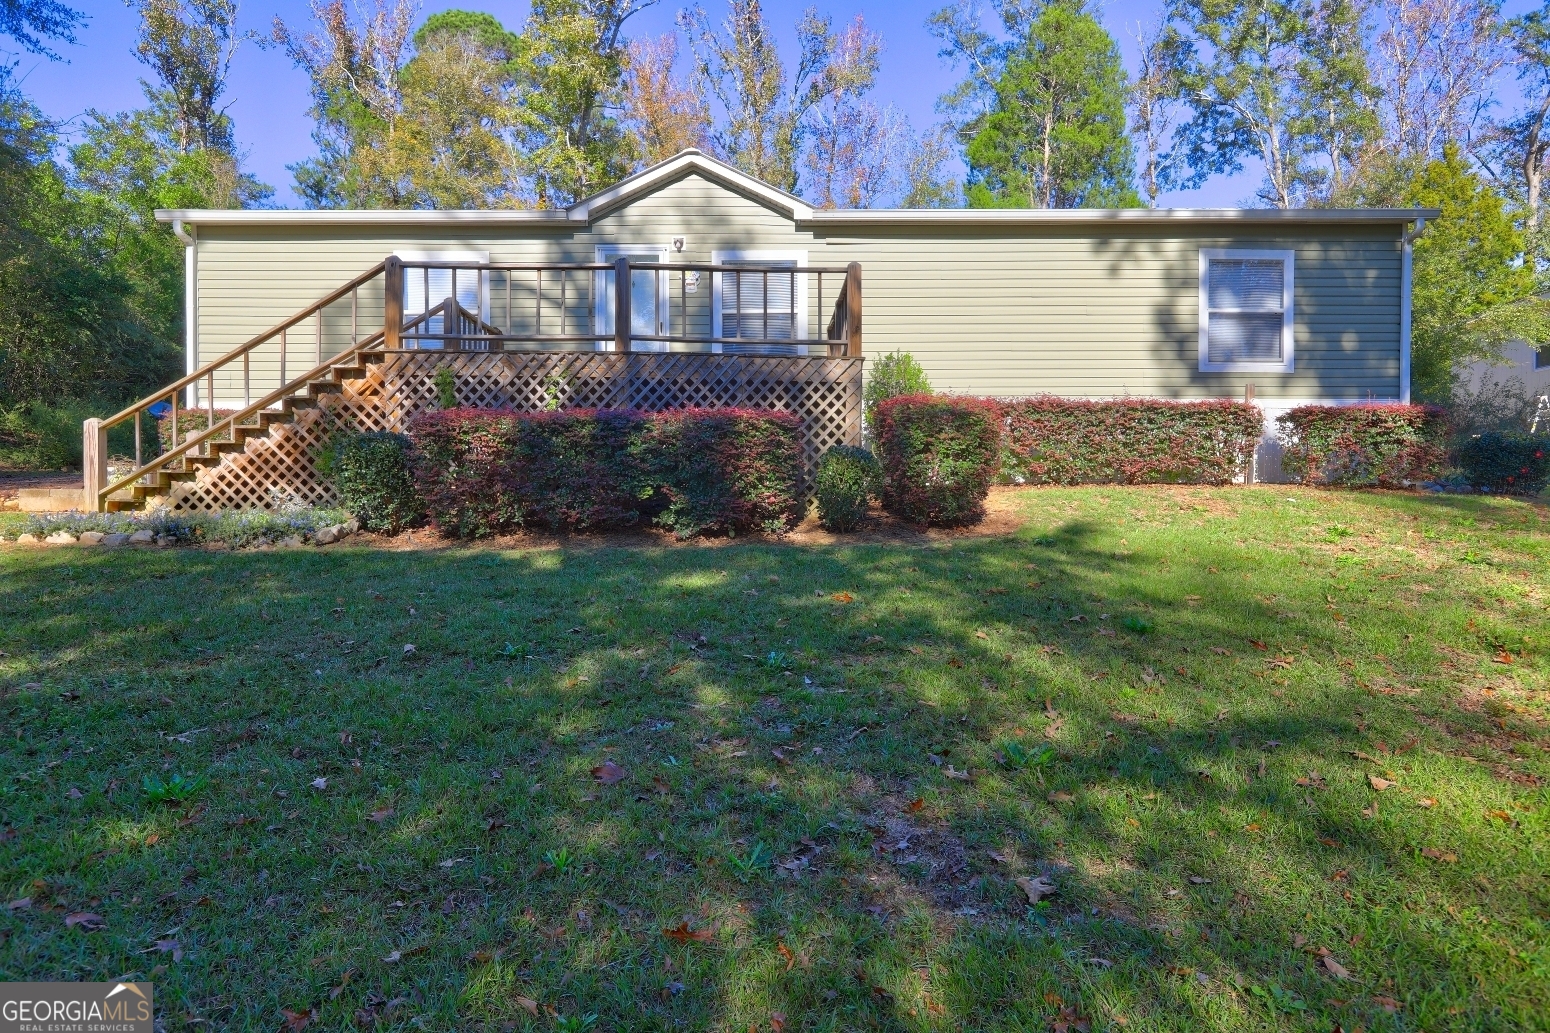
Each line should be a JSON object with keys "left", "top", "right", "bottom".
{"left": 85, "top": 257, "right": 862, "bottom": 511}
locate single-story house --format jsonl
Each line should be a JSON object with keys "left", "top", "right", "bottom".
{"left": 155, "top": 149, "right": 1436, "bottom": 480}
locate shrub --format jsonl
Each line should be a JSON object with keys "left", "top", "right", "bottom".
{"left": 409, "top": 407, "right": 802, "bottom": 538}
{"left": 1002, "top": 398, "right": 1261, "bottom": 485}
{"left": 813, "top": 445, "right": 883, "bottom": 531}
{"left": 876, "top": 394, "right": 1002, "bottom": 526}
{"left": 642, "top": 408, "right": 803, "bottom": 538}
{"left": 1458, "top": 432, "right": 1550, "bottom": 495}
{"left": 864, "top": 351, "right": 931, "bottom": 437}
{"left": 322, "top": 430, "right": 422, "bottom": 532}
{"left": 1277, "top": 404, "right": 1449, "bottom": 487}
{"left": 433, "top": 365, "right": 458, "bottom": 409}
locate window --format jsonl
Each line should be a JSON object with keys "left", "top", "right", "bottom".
{"left": 1199, "top": 249, "right": 1294, "bottom": 373}
{"left": 594, "top": 245, "right": 670, "bottom": 352}
{"left": 395, "top": 250, "right": 490, "bottom": 350}
{"left": 712, "top": 250, "right": 808, "bottom": 355}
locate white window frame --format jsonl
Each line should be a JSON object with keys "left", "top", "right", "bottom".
{"left": 1198, "top": 248, "right": 1295, "bottom": 374}
{"left": 711, "top": 249, "right": 808, "bottom": 353}
{"left": 594, "top": 244, "right": 671, "bottom": 352}
{"left": 394, "top": 250, "right": 490, "bottom": 322}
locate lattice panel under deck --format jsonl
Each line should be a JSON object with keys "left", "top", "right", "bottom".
{"left": 165, "top": 352, "right": 862, "bottom": 512}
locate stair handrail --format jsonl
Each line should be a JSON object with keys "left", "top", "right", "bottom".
{"left": 94, "top": 330, "right": 384, "bottom": 509}
{"left": 99, "top": 261, "right": 388, "bottom": 431}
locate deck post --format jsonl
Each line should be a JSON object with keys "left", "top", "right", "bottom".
{"left": 845, "top": 262, "right": 862, "bottom": 357}
{"left": 384, "top": 255, "right": 404, "bottom": 350}
{"left": 83, "top": 417, "right": 107, "bottom": 512}
{"left": 613, "top": 257, "right": 632, "bottom": 354}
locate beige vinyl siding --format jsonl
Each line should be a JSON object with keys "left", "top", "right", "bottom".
{"left": 192, "top": 172, "right": 1403, "bottom": 406}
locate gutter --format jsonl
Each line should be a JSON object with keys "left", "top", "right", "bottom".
{"left": 1399, "top": 217, "right": 1429, "bottom": 405}
{"left": 173, "top": 219, "right": 197, "bottom": 405}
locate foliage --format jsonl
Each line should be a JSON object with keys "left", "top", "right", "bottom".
{"left": 433, "top": 365, "right": 458, "bottom": 409}
{"left": 0, "top": 0, "right": 83, "bottom": 57}
{"left": 1276, "top": 403, "right": 1451, "bottom": 486}
{"left": 1001, "top": 397, "right": 1262, "bottom": 485}
{"left": 876, "top": 394, "right": 1002, "bottom": 526}
{"left": 1448, "top": 368, "right": 1542, "bottom": 436}
{"left": 9, "top": 505, "right": 353, "bottom": 546}
{"left": 157, "top": 409, "right": 236, "bottom": 453}
{"left": 965, "top": 3, "right": 1139, "bottom": 208}
{"left": 863, "top": 350, "right": 931, "bottom": 437}
{"left": 409, "top": 406, "right": 802, "bottom": 539}
{"left": 1458, "top": 432, "right": 1550, "bottom": 494}
{"left": 1165, "top": 0, "right": 1378, "bottom": 207}
{"left": 812, "top": 444, "right": 882, "bottom": 531}
{"left": 323, "top": 430, "right": 422, "bottom": 532}
{"left": 623, "top": 33, "right": 711, "bottom": 165}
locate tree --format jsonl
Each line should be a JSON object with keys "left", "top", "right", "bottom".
{"left": 1496, "top": 1, "right": 1550, "bottom": 227}
{"left": 623, "top": 33, "right": 710, "bottom": 165}
{"left": 804, "top": 99, "right": 909, "bottom": 208}
{"left": 0, "top": 0, "right": 83, "bottom": 58}
{"left": 964, "top": 4, "right": 1138, "bottom": 208}
{"left": 131, "top": 0, "right": 241, "bottom": 153}
{"left": 683, "top": 0, "right": 880, "bottom": 193}
{"left": 1128, "top": 20, "right": 1199, "bottom": 206}
{"left": 1368, "top": 0, "right": 1507, "bottom": 163}
{"left": 1167, "top": 0, "right": 1377, "bottom": 208}
{"left": 1401, "top": 147, "right": 1550, "bottom": 399}
{"left": 926, "top": 0, "right": 1045, "bottom": 129}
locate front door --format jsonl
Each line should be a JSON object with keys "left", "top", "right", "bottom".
{"left": 595, "top": 245, "right": 670, "bottom": 351}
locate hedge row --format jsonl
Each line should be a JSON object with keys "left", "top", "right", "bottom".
{"left": 408, "top": 407, "right": 802, "bottom": 538}
{"left": 1275, "top": 404, "right": 1450, "bottom": 488}
{"left": 1002, "top": 398, "right": 1262, "bottom": 486}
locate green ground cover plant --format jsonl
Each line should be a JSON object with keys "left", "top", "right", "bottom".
{"left": 1, "top": 487, "right": 1547, "bottom": 1032}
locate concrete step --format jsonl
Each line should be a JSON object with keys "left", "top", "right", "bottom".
{"left": 11, "top": 487, "right": 84, "bottom": 512}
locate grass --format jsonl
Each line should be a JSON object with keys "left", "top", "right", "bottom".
{"left": 1, "top": 486, "right": 1547, "bottom": 1032}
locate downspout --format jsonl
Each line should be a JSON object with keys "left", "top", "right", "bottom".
{"left": 173, "top": 218, "right": 197, "bottom": 406}
{"left": 1399, "top": 216, "right": 1427, "bottom": 405}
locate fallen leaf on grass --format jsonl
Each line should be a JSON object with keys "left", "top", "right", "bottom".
{"left": 1047, "top": 790, "right": 1075, "bottom": 804}
{"left": 1050, "top": 1005, "right": 1091, "bottom": 1032}
{"left": 975, "top": 630, "right": 989, "bottom": 639}
{"left": 770, "top": 1011, "right": 788, "bottom": 1032}
{"left": 514, "top": 996, "right": 539, "bottom": 1017}
{"left": 1368, "top": 775, "right": 1396, "bottom": 791}
{"left": 1015, "top": 875, "right": 1057, "bottom": 904}
{"left": 1492, "top": 651, "right": 1514, "bottom": 665}
{"left": 1210, "top": 647, "right": 1231, "bottom": 656}
{"left": 1250, "top": 640, "right": 1268, "bottom": 651}
{"left": 381, "top": 946, "right": 426, "bottom": 963}
{"left": 904, "top": 798, "right": 925, "bottom": 813}
{"left": 401, "top": 644, "right": 417, "bottom": 657}
{"left": 1417, "top": 797, "right": 1436, "bottom": 808}
{"left": 151, "top": 937, "right": 183, "bottom": 962}
{"left": 777, "top": 942, "right": 796, "bottom": 971}
{"left": 366, "top": 808, "right": 394, "bottom": 823}
{"left": 1320, "top": 956, "right": 1351, "bottom": 979}
{"left": 1188, "top": 876, "right": 1212, "bottom": 885}
{"left": 662, "top": 922, "right": 715, "bottom": 943}
{"left": 64, "top": 912, "right": 106, "bottom": 931}
{"left": 328, "top": 968, "right": 358, "bottom": 1000}
{"left": 281, "top": 1007, "right": 315, "bottom": 1032}
{"left": 1486, "top": 809, "right": 1515, "bottom": 823}
{"left": 1372, "top": 995, "right": 1401, "bottom": 1013}
{"left": 832, "top": 592, "right": 855, "bottom": 604}
{"left": 6, "top": 898, "right": 30, "bottom": 911}
{"left": 310, "top": 777, "right": 327, "bottom": 790}
{"left": 591, "top": 760, "right": 626, "bottom": 785}
{"left": 1421, "top": 847, "right": 1458, "bottom": 863}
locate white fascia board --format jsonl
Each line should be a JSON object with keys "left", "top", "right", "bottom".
{"left": 154, "top": 208, "right": 571, "bottom": 227}
{"left": 567, "top": 150, "right": 814, "bottom": 223}
{"left": 803, "top": 207, "right": 1440, "bottom": 227}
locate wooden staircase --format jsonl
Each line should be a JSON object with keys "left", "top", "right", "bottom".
{"left": 104, "top": 350, "right": 388, "bottom": 512}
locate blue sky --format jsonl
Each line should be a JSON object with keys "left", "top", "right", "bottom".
{"left": 6, "top": 0, "right": 1536, "bottom": 208}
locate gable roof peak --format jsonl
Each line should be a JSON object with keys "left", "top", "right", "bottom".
{"left": 565, "top": 149, "right": 813, "bottom": 223}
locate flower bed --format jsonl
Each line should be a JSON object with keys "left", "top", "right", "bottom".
{"left": 1276, "top": 404, "right": 1449, "bottom": 487}
{"left": 1002, "top": 398, "right": 1262, "bottom": 485}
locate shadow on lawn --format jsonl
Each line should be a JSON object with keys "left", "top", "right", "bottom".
{"left": 0, "top": 513, "right": 1541, "bottom": 1031}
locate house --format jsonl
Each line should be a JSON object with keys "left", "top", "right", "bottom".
{"left": 133, "top": 148, "right": 1434, "bottom": 497}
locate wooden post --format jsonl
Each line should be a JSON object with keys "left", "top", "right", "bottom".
{"left": 384, "top": 255, "right": 404, "bottom": 350}
{"left": 844, "top": 262, "right": 862, "bottom": 357}
{"left": 83, "top": 417, "right": 107, "bottom": 512}
{"left": 613, "top": 256, "right": 632, "bottom": 353}
{"left": 1244, "top": 382, "right": 1257, "bottom": 486}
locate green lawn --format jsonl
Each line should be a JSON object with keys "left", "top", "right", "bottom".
{"left": 2, "top": 487, "right": 1547, "bottom": 1032}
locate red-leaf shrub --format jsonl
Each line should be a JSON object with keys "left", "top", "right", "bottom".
{"left": 876, "top": 394, "right": 1002, "bottom": 526}
{"left": 643, "top": 408, "right": 803, "bottom": 537}
{"left": 408, "top": 407, "right": 801, "bottom": 538}
{"left": 1458, "top": 432, "right": 1550, "bottom": 495}
{"left": 1002, "top": 398, "right": 1262, "bottom": 485}
{"left": 1276, "top": 404, "right": 1449, "bottom": 487}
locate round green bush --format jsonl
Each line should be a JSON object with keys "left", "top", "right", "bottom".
{"left": 322, "top": 430, "right": 422, "bottom": 532}
{"left": 863, "top": 351, "right": 931, "bottom": 438}
{"left": 1458, "top": 432, "right": 1550, "bottom": 495}
{"left": 814, "top": 445, "right": 883, "bottom": 531}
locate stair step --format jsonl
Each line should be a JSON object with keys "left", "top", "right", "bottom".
{"left": 331, "top": 366, "right": 366, "bottom": 381}
{"left": 309, "top": 382, "right": 342, "bottom": 395}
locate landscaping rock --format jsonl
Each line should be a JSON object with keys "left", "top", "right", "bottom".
{"left": 155, "top": 534, "right": 176, "bottom": 546}
{"left": 344, "top": 517, "right": 361, "bottom": 535}
{"left": 78, "top": 531, "right": 106, "bottom": 545}
{"left": 44, "top": 531, "right": 78, "bottom": 545}
{"left": 278, "top": 535, "right": 304, "bottom": 548}
{"left": 16, "top": 533, "right": 40, "bottom": 545}
{"left": 101, "top": 533, "right": 131, "bottom": 548}
{"left": 128, "top": 529, "right": 156, "bottom": 545}
{"left": 314, "top": 525, "right": 340, "bottom": 546}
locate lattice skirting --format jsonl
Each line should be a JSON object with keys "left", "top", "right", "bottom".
{"left": 165, "top": 352, "right": 864, "bottom": 513}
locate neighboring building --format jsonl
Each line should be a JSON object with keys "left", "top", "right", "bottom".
{"left": 156, "top": 150, "right": 1436, "bottom": 480}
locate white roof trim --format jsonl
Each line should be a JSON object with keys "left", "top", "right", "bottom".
{"left": 154, "top": 148, "right": 1435, "bottom": 228}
